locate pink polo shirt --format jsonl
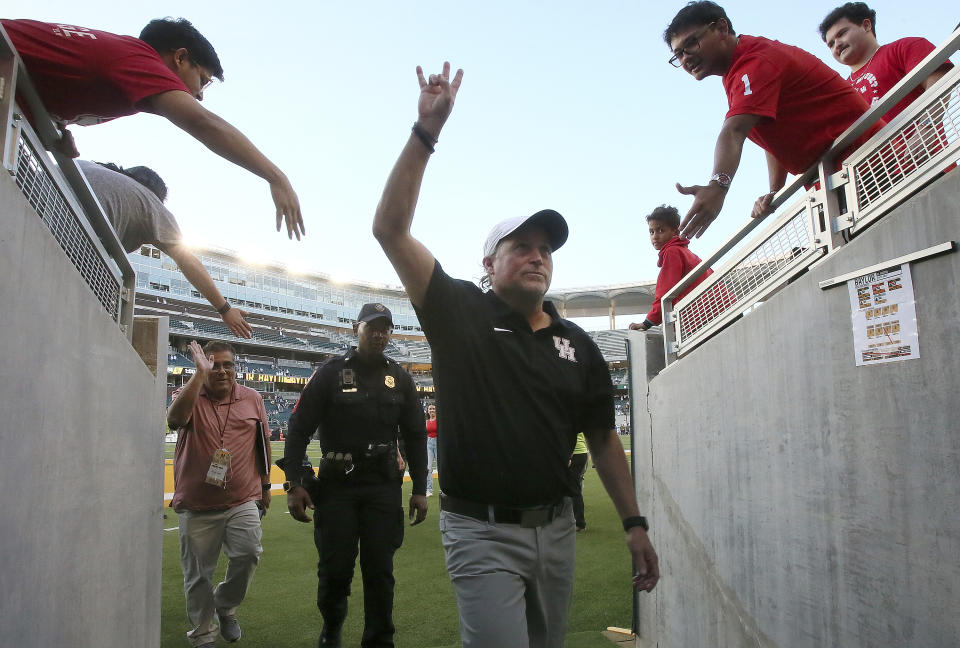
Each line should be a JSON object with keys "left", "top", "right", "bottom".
{"left": 171, "top": 382, "right": 269, "bottom": 511}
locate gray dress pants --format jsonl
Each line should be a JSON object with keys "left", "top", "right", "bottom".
{"left": 439, "top": 498, "right": 576, "bottom": 648}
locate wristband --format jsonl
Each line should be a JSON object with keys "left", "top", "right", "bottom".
{"left": 261, "top": 483, "right": 271, "bottom": 491}
{"left": 411, "top": 122, "right": 437, "bottom": 153}
{"left": 217, "top": 301, "right": 232, "bottom": 315}
{"left": 622, "top": 515, "right": 649, "bottom": 532}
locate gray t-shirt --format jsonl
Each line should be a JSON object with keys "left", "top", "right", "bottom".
{"left": 78, "top": 160, "right": 182, "bottom": 253}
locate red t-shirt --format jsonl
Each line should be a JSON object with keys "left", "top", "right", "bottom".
{"left": 426, "top": 419, "right": 438, "bottom": 438}
{"left": 724, "top": 35, "right": 884, "bottom": 174}
{"left": 850, "top": 37, "right": 953, "bottom": 123}
{"left": 2, "top": 19, "right": 191, "bottom": 125}
{"left": 646, "top": 237, "right": 713, "bottom": 326}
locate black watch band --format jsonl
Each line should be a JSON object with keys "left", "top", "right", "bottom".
{"left": 622, "top": 516, "right": 649, "bottom": 532}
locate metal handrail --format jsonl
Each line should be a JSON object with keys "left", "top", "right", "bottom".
{"left": 0, "top": 25, "right": 135, "bottom": 339}
{"left": 660, "top": 26, "right": 960, "bottom": 364}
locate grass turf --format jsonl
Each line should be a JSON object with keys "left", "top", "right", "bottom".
{"left": 161, "top": 461, "right": 636, "bottom": 647}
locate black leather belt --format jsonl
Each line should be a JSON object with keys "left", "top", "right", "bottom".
{"left": 440, "top": 493, "right": 566, "bottom": 528}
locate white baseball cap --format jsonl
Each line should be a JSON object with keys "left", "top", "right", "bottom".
{"left": 482, "top": 209, "right": 569, "bottom": 258}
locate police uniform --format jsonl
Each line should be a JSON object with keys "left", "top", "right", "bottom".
{"left": 282, "top": 339, "right": 426, "bottom": 647}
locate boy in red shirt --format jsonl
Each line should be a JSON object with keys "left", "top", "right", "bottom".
{"left": 630, "top": 205, "right": 714, "bottom": 331}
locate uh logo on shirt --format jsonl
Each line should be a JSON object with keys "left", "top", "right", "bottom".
{"left": 553, "top": 336, "right": 577, "bottom": 362}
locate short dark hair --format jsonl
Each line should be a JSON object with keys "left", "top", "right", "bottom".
{"left": 94, "top": 162, "right": 168, "bottom": 202}
{"left": 664, "top": 1, "right": 735, "bottom": 46}
{"left": 819, "top": 3, "right": 877, "bottom": 41}
{"left": 646, "top": 205, "right": 682, "bottom": 230}
{"left": 139, "top": 18, "right": 224, "bottom": 81}
{"left": 202, "top": 341, "right": 236, "bottom": 356}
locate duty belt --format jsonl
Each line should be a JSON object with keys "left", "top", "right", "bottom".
{"left": 439, "top": 493, "right": 566, "bottom": 528}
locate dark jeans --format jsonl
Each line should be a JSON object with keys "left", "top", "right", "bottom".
{"left": 313, "top": 480, "right": 404, "bottom": 648}
{"left": 568, "top": 452, "right": 588, "bottom": 529}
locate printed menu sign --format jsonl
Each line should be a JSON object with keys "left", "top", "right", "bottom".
{"left": 847, "top": 264, "right": 919, "bottom": 366}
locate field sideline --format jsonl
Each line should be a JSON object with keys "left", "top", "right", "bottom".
{"left": 160, "top": 462, "right": 638, "bottom": 647}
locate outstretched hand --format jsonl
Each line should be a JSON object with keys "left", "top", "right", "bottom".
{"left": 187, "top": 340, "right": 213, "bottom": 375}
{"left": 221, "top": 307, "right": 253, "bottom": 339}
{"left": 676, "top": 182, "right": 728, "bottom": 239}
{"left": 271, "top": 174, "right": 305, "bottom": 241}
{"left": 416, "top": 62, "right": 464, "bottom": 137}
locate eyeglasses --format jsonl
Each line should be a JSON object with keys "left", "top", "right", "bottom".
{"left": 668, "top": 21, "right": 716, "bottom": 68}
{"left": 211, "top": 361, "right": 235, "bottom": 372}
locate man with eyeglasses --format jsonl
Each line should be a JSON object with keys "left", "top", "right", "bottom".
{"left": 664, "top": 1, "right": 885, "bottom": 238}
{"left": 1, "top": 17, "right": 304, "bottom": 239}
{"left": 167, "top": 340, "right": 272, "bottom": 647}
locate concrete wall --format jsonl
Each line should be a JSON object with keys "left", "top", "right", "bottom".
{"left": 629, "top": 171, "right": 960, "bottom": 647}
{"left": 0, "top": 173, "right": 167, "bottom": 647}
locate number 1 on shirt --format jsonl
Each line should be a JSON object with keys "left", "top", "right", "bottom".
{"left": 742, "top": 74, "right": 753, "bottom": 96}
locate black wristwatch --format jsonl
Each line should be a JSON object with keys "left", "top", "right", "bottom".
{"left": 622, "top": 516, "right": 649, "bottom": 532}
{"left": 283, "top": 479, "right": 301, "bottom": 493}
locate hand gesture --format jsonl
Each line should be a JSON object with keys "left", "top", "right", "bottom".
{"left": 408, "top": 493, "right": 428, "bottom": 526}
{"left": 221, "top": 307, "right": 253, "bottom": 339}
{"left": 187, "top": 340, "right": 213, "bottom": 375}
{"left": 416, "top": 62, "right": 464, "bottom": 137}
{"left": 287, "top": 485, "right": 314, "bottom": 523}
{"left": 271, "top": 174, "right": 305, "bottom": 241}
{"left": 627, "top": 527, "right": 660, "bottom": 592}
{"left": 676, "top": 182, "right": 728, "bottom": 239}
{"left": 629, "top": 322, "right": 649, "bottom": 331}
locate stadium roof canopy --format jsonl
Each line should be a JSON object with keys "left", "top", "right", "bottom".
{"left": 547, "top": 281, "right": 657, "bottom": 319}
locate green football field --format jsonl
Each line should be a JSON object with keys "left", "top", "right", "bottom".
{"left": 160, "top": 461, "right": 639, "bottom": 647}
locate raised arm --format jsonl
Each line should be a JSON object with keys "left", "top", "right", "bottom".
{"left": 146, "top": 90, "right": 305, "bottom": 240}
{"left": 676, "top": 113, "right": 762, "bottom": 239}
{"left": 167, "top": 340, "right": 212, "bottom": 429}
{"left": 373, "top": 62, "right": 463, "bottom": 307}
{"left": 162, "top": 242, "right": 253, "bottom": 339}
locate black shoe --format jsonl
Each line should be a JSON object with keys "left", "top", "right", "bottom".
{"left": 318, "top": 625, "right": 342, "bottom": 648}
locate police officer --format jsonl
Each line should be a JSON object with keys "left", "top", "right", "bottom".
{"left": 282, "top": 303, "right": 428, "bottom": 648}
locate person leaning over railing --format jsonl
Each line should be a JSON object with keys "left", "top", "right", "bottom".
{"left": 819, "top": 2, "right": 955, "bottom": 172}
{"left": 820, "top": 3, "right": 954, "bottom": 125}
{"left": 0, "top": 17, "right": 304, "bottom": 239}
{"left": 663, "top": 1, "right": 886, "bottom": 239}
{"left": 79, "top": 159, "right": 253, "bottom": 338}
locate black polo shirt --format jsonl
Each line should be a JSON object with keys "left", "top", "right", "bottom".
{"left": 283, "top": 349, "right": 428, "bottom": 494}
{"left": 414, "top": 261, "right": 614, "bottom": 507}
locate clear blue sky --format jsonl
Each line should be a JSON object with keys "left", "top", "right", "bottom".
{"left": 8, "top": 1, "right": 956, "bottom": 293}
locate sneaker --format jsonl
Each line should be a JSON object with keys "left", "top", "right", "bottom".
{"left": 217, "top": 611, "right": 242, "bottom": 642}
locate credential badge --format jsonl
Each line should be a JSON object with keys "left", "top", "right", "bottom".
{"left": 384, "top": 375, "right": 396, "bottom": 388}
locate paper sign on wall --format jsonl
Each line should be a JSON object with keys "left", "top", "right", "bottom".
{"left": 847, "top": 264, "right": 919, "bottom": 366}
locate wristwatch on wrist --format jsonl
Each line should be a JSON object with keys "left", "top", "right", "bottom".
{"left": 622, "top": 515, "right": 649, "bottom": 532}
{"left": 261, "top": 482, "right": 271, "bottom": 491}
{"left": 709, "top": 172, "right": 732, "bottom": 189}
{"left": 282, "top": 479, "right": 300, "bottom": 493}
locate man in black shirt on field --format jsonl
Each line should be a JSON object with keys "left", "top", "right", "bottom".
{"left": 372, "top": 62, "right": 659, "bottom": 648}
{"left": 282, "top": 303, "right": 427, "bottom": 648}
